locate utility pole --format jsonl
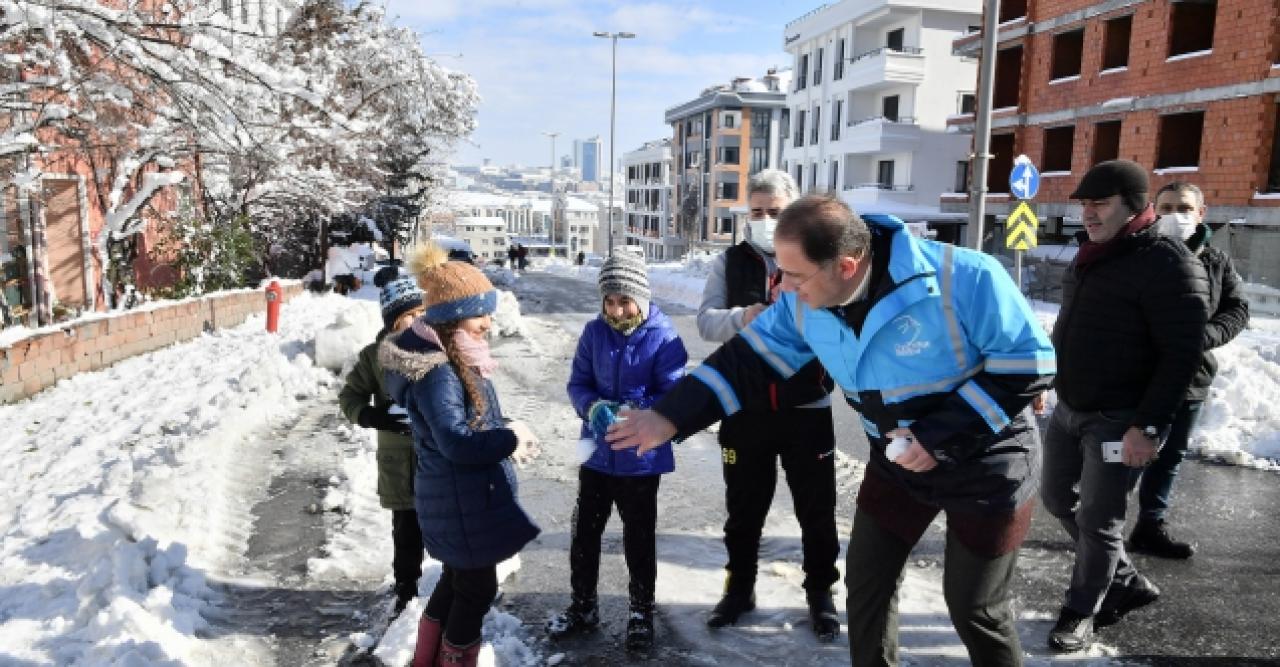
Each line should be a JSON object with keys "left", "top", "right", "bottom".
{"left": 542, "top": 130, "right": 560, "bottom": 257}
{"left": 968, "top": 0, "right": 1002, "bottom": 251}
{"left": 593, "top": 31, "right": 635, "bottom": 255}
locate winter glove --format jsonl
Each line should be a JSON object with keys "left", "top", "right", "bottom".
{"left": 588, "top": 400, "right": 623, "bottom": 440}
{"left": 507, "top": 419, "right": 541, "bottom": 464}
{"left": 358, "top": 405, "right": 411, "bottom": 435}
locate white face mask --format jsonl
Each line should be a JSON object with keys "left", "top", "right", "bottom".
{"left": 1156, "top": 212, "right": 1197, "bottom": 241}
{"left": 746, "top": 217, "right": 778, "bottom": 252}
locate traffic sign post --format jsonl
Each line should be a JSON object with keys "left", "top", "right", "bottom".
{"left": 1007, "top": 155, "right": 1041, "bottom": 290}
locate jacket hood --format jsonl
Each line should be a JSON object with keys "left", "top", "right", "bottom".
{"left": 378, "top": 328, "right": 450, "bottom": 383}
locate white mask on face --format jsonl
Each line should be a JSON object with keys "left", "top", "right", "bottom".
{"left": 746, "top": 217, "right": 778, "bottom": 253}
{"left": 1157, "top": 212, "right": 1197, "bottom": 241}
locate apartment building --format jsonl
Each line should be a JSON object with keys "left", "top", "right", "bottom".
{"left": 622, "top": 140, "right": 683, "bottom": 260}
{"left": 451, "top": 217, "right": 507, "bottom": 263}
{"left": 665, "top": 71, "right": 791, "bottom": 248}
{"left": 782, "top": 0, "right": 981, "bottom": 244}
{"left": 446, "top": 191, "right": 598, "bottom": 258}
{"left": 945, "top": 0, "right": 1280, "bottom": 286}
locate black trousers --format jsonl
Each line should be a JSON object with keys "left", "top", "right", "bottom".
{"left": 391, "top": 509, "right": 424, "bottom": 590}
{"left": 424, "top": 563, "right": 498, "bottom": 647}
{"left": 718, "top": 407, "right": 840, "bottom": 593}
{"left": 568, "top": 466, "right": 661, "bottom": 607}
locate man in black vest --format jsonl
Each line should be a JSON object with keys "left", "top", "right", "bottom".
{"left": 695, "top": 169, "right": 840, "bottom": 640}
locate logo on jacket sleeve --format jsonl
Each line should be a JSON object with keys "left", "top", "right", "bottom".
{"left": 893, "top": 315, "right": 931, "bottom": 356}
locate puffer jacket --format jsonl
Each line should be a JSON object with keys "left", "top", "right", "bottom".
{"left": 567, "top": 304, "right": 688, "bottom": 476}
{"left": 1183, "top": 225, "right": 1249, "bottom": 399}
{"left": 380, "top": 325, "right": 539, "bottom": 569}
{"left": 339, "top": 337, "right": 415, "bottom": 511}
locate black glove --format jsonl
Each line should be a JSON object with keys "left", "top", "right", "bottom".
{"left": 358, "top": 405, "right": 411, "bottom": 435}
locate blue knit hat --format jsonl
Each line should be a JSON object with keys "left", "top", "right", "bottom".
{"left": 379, "top": 277, "right": 424, "bottom": 328}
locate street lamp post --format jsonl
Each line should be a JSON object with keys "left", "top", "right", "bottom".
{"left": 593, "top": 30, "right": 635, "bottom": 256}
{"left": 542, "top": 130, "right": 560, "bottom": 257}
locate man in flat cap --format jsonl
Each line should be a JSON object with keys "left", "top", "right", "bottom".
{"left": 1041, "top": 160, "right": 1209, "bottom": 652}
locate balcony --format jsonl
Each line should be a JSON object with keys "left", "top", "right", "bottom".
{"left": 841, "top": 183, "right": 917, "bottom": 209}
{"left": 839, "top": 117, "right": 922, "bottom": 154}
{"left": 842, "top": 47, "right": 925, "bottom": 92}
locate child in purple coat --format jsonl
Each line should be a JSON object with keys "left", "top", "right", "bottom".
{"left": 548, "top": 251, "right": 687, "bottom": 651}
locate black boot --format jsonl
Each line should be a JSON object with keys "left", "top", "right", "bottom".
{"left": 1048, "top": 607, "right": 1093, "bottom": 652}
{"left": 1096, "top": 574, "right": 1161, "bottom": 628}
{"left": 707, "top": 574, "right": 755, "bottom": 628}
{"left": 1128, "top": 518, "right": 1194, "bottom": 559}
{"left": 393, "top": 581, "right": 417, "bottom": 614}
{"left": 546, "top": 596, "right": 600, "bottom": 640}
{"left": 806, "top": 589, "right": 841, "bottom": 642}
{"left": 625, "top": 602, "right": 655, "bottom": 652}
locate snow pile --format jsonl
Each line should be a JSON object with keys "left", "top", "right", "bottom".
{"left": 314, "top": 300, "right": 381, "bottom": 371}
{"left": 1193, "top": 326, "right": 1280, "bottom": 467}
{"left": 0, "top": 292, "right": 347, "bottom": 665}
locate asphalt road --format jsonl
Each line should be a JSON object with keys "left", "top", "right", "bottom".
{"left": 504, "top": 269, "right": 1280, "bottom": 665}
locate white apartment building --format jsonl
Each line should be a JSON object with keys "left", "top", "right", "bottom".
{"left": 782, "top": 0, "right": 979, "bottom": 244}
{"left": 446, "top": 191, "right": 598, "bottom": 258}
{"left": 452, "top": 217, "right": 508, "bottom": 263}
{"left": 622, "top": 140, "right": 683, "bottom": 261}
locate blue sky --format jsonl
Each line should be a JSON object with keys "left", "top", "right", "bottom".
{"left": 381, "top": 0, "right": 818, "bottom": 169}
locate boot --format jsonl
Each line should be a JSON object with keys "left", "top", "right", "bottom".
{"left": 806, "top": 589, "right": 841, "bottom": 642}
{"left": 546, "top": 596, "right": 600, "bottom": 640}
{"left": 1096, "top": 574, "right": 1161, "bottom": 628}
{"left": 1047, "top": 607, "right": 1093, "bottom": 652}
{"left": 625, "top": 604, "right": 655, "bottom": 652}
{"left": 707, "top": 573, "right": 755, "bottom": 628}
{"left": 436, "top": 638, "right": 481, "bottom": 667}
{"left": 1128, "top": 518, "right": 1194, "bottom": 559}
{"left": 409, "top": 614, "right": 442, "bottom": 667}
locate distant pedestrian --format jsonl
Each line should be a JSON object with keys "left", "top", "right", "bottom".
{"left": 1129, "top": 182, "right": 1249, "bottom": 559}
{"left": 339, "top": 272, "right": 426, "bottom": 613}
{"left": 507, "top": 245, "right": 519, "bottom": 269}
{"left": 517, "top": 244, "right": 529, "bottom": 271}
{"left": 576, "top": 250, "right": 586, "bottom": 267}
{"left": 547, "top": 251, "right": 688, "bottom": 652}
{"left": 381, "top": 243, "right": 540, "bottom": 667}
{"left": 1042, "top": 161, "right": 1209, "bottom": 652}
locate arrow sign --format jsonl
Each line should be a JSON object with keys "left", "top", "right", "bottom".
{"left": 1009, "top": 155, "right": 1040, "bottom": 200}
{"left": 1005, "top": 201, "right": 1039, "bottom": 250}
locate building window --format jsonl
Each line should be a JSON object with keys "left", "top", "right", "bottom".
{"left": 749, "top": 146, "right": 769, "bottom": 174}
{"left": 751, "top": 110, "right": 770, "bottom": 139}
{"left": 718, "top": 146, "right": 740, "bottom": 165}
{"left": 221, "top": 0, "right": 231, "bottom": 13}
{"left": 1042, "top": 125, "right": 1075, "bottom": 172}
{"left": 886, "top": 28, "right": 905, "bottom": 51}
{"left": 794, "top": 164, "right": 803, "bottom": 188}
{"left": 877, "top": 160, "right": 895, "bottom": 188}
{"left": 835, "top": 38, "right": 846, "bottom": 80}
{"left": 999, "top": 0, "right": 1027, "bottom": 22}
{"left": 882, "top": 95, "right": 900, "bottom": 122}
{"left": 797, "top": 54, "right": 809, "bottom": 90}
{"left": 1050, "top": 29, "right": 1084, "bottom": 79}
{"left": 988, "top": 133, "right": 1016, "bottom": 192}
{"left": 811, "top": 106, "right": 821, "bottom": 145}
{"left": 959, "top": 93, "right": 976, "bottom": 115}
{"left": 994, "top": 46, "right": 1023, "bottom": 109}
{"left": 810, "top": 163, "right": 819, "bottom": 191}
{"left": 1092, "top": 120, "right": 1122, "bottom": 164}
{"left": 718, "top": 217, "right": 734, "bottom": 234}
{"left": 955, "top": 160, "right": 970, "bottom": 193}
{"left": 794, "top": 110, "right": 806, "bottom": 148}
{"left": 1268, "top": 109, "right": 1280, "bottom": 192}
{"left": 1168, "top": 0, "right": 1216, "bottom": 57}
{"left": 814, "top": 47, "right": 824, "bottom": 85}
{"left": 721, "top": 111, "right": 739, "bottom": 129}
{"left": 780, "top": 108, "right": 790, "bottom": 139}
{"left": 1102, "top": 15, "right": 1133, "bottom": 69}
{"left": 241, "top": 0, "right": 249, "bottom": 23}
{"left": 829, "top": 162, "right": 839, "bottom": 191}
{"left": 1156, "top": 111, "right": 1205, "bottom": 168}
{"left": 717, "top": 182, "right": 739, "bottom": 200}
{"left": 832, "top": 99, "right": 842, "bottom": 141}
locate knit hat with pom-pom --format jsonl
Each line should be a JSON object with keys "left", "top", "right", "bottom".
{"left": 408, "top": 243, "right": 497, "bottom": 324}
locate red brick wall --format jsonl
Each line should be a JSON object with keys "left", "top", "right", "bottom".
{"left": 0, "top": 282, "right": 302, "bottom": 404}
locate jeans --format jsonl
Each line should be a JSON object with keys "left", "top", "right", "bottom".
{"left": 424, "top": 563, "right": 498, "bottom": 646}
{"left": 1138, "top": 400, "right": 1203, "bottom": 522}
{"left": 1040, "top": 400, "right": 1144, "bottom": 615}
{"left": 568, "top": 467, "right": 661, "bottom": 606}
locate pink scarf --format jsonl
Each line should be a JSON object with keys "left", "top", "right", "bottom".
{"left": 410, "top": 318, "right": 499, "bottom": 378}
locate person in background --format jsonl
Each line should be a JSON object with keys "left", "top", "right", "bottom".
{"left": 694, "top": 169, "right": 841, "bottom": 640}
{"left": 1130, "top": 182, "right": 1249, "bottom": 558}
{"left": 576, "top": 250, "right": 586, "bottom": 267}
{"left": 339, "top": 271, "right": 426, "bottom": 613}
{"left": 548, "top": 251, "right": 688, "bottom": 651}
{"left": 381, "top": 243, "right": 540, "bottom": 667}
{"left": 1041, "top": 161, "right": 1208, "bottom": 652}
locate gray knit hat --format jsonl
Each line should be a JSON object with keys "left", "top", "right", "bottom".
{"left": 598, "top": 251, "right": 650, "bottom": 318}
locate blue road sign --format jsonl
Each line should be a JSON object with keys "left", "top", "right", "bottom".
{"left": 1009, "top": 155, "right": 1040, "bottom": 200}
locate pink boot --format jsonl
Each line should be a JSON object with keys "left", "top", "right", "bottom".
{"left": 410, "top": 614, "right": 442, "bottom": 667}
{"left": 435, "top": 638, "right": 481, "bottom": 666}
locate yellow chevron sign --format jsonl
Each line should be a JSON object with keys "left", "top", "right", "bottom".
{"left": 1005, "top": 201, "right": 1039, "bottom": 251}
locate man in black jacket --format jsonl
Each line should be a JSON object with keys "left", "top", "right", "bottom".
{"left": 1130, "top": 182, "right": 1250, "bottom": 559}
{"left": 1043, "top": 161, "right": 1210, "bottom": 652}
{"left": 694, "top": 170, "right": 840, "bottom": 639}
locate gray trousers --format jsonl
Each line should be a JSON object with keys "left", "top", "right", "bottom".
{"left": 1040, "top": 400, "right": 1144, "bottom": 615}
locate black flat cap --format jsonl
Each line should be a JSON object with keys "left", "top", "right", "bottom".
{"left": 1070, "top": 159, "right": 1149, "bottom": 212}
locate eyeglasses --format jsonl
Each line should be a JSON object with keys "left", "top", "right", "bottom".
{"left": 778, "top": 260, "right": 832, "bottom": 289}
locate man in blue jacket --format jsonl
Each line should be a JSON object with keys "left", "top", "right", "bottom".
{"left": 608, "top": 194, "right": 1055, "bottom": 666}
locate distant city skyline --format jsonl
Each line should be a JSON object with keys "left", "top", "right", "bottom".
{"left": 381, "top": 0, "right": 803, "bottom": 169}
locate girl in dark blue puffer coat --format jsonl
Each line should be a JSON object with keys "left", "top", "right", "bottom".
{"left": 547, "top": 251, "right": 688, "bottom": 651}
{"left": 381, "top": 244, "right": 539, "bottom": 667}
